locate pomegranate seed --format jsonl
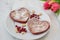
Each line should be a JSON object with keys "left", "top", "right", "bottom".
{"left": 19, "top": 28, "right": 22, "bottom": 33}
{"left": 16, "top": 25, "right": 18, "bottom": 27}
{"left": 30, "top": 14, "right": 39, "bottom": 19}
{"left": 17, "top": 27, "right": 21, "bottom": 31}
{"left": 15, "top": 25, "right": 27, "bottom": 33}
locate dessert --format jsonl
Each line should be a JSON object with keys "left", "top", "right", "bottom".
{"left": 10, "top": 7, "right": 50, "bottom": 35}
{"left": 10, "top": 8, "right": 30, "bottom": 23}
{"left": 27, "top": 17, "right": 50, "bottom": 34}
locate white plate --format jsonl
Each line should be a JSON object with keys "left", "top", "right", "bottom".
{"left": 6, "top": 0, "right": 51, "bottom": 39}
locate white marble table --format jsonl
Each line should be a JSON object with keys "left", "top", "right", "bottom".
{"left": 0, "top": 0, "right": 60, "bottom": 40}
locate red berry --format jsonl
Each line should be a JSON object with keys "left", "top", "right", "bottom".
{"left": 19, "top": 28, "right": 22, "bottom": 33}
{"left": 15, "top": 25, "right": 27, "bottom": 33}
{"left": 15, "top": 25, "right": 21, "bottom": 32}
{"left": 17, "top": 27, "right": 21, "bottom": 31}
{"left": 21, "top": 27, "right": 27, "bottom": 32}
{"left": 16, "top": 25, "right": 18, "bottom": 27}
{"left": 30, "top": 14, "right": 39, "bottom": 19}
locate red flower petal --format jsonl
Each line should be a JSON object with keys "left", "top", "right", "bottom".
{"left": 44, "top": 2, "right": 51, "bottom": 9}
{"left": 51, "top": 2, "right": 59, "bottom": 12}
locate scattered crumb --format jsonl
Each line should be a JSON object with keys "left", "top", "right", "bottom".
{"left": 38, "top": 13, "right": 42, "bottom": 16}
{"left": 21, "top": 32, "right": 26, "bottom": 35}
{"left": 15, "top": 27, "right": 18, "bottom": 33}
{"left": 32, "top": 10, "right": 35, "bottom": 14}
{"left": 22, "top": 24, "right": 26, "bottom": 27}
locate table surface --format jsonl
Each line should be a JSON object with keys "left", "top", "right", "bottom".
{"left": 0, "top": 0, "right": 60, "bottom": 40}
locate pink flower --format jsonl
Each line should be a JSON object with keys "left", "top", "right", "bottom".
{"left": 44, "top": 2, "right": 51, "bottom": 9}
{"left": 51, "top": 2, "right": 59, "bottom": 12}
